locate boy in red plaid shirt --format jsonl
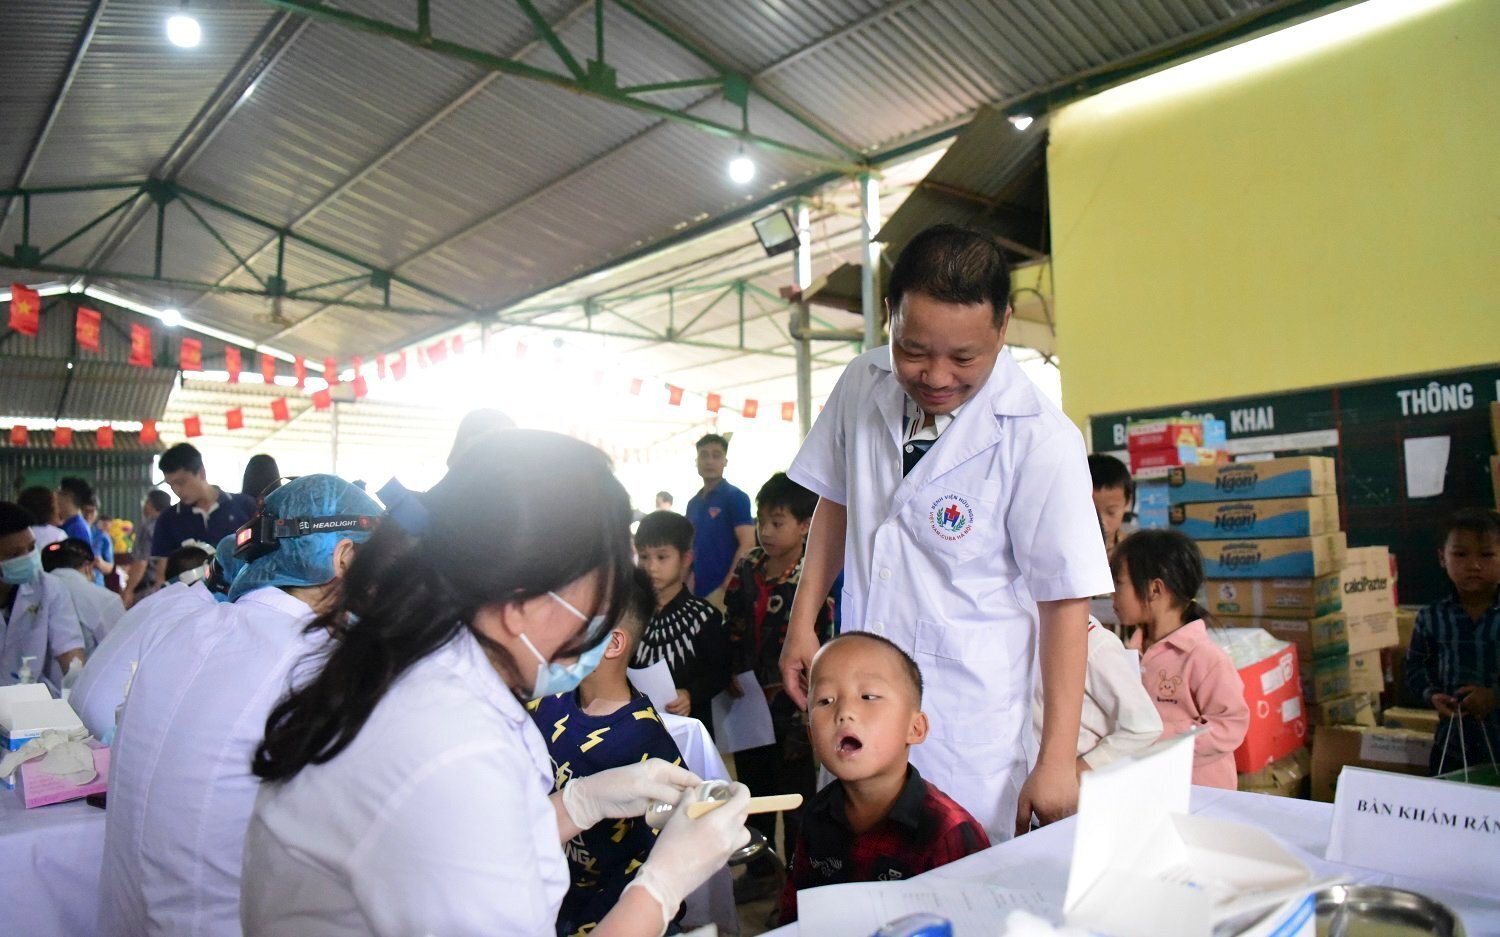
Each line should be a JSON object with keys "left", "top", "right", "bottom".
{"left": 779, "top": 633, "right": 989, "bottom": 923}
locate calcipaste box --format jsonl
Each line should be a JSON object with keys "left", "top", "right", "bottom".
{"left": 1170, "top": 495, "right": 1339, "bottom": 540}
{"left": 1167, "top": 456, "right": 1337, "bottom": 505}
{"left": 1199, "top": 532, "right": 1347, "bottom": 579}
{"left": 1205, "top": 574, "right": 1342, "bottom": 619}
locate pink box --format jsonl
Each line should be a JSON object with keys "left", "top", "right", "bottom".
{"left": 19, "top": 740, "right": 110, "bottom": 808}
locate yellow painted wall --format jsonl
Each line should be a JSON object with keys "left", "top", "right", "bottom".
{"left": 1049, "top": 0, "right": 1500, "bottom": 435}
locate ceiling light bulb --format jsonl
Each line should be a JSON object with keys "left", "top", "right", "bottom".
{"left": 161, "top": 308, "right": 183, "bottom": 327}
{"left": 1009, "top": 115, "right": 1034, "bottom": 131}
{"left": 166, "top": 14, "right": 202, "bottom": 48}
{"left": 728, "top": 153, "right": 756, "bottom": 185}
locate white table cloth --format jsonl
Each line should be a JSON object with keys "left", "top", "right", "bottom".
{"left": 0, "top": 787, "right": 105, "bottom": 937}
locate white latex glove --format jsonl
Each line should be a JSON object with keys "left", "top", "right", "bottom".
{"left": 0, "top": 727, "right": 94, "bottom": 784}
{"left": 626, "top": 782, "right": 752, "bottom": 934}
{"left": 561, "top": 758, "right": 701, "bottom": 831}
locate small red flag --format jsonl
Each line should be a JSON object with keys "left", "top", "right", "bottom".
{"left": 75, "top": 307, "right": 101, "bottom": 352}
{"left": 294, "top": 355, "right": 307, "bottom": 389}
{"left": 8, "top": 425, "right": 27, "bottom": 446}
{"left": 311, "top": 388, "right": 332, "bottom": 410}
{"left": 427, "top": 340, "right": 447, "bottom": 365}
{"left": 180, "top": 337, "right": 202, "bottom": 372}
{"left": 225, "top": 347, "right": 242, "bottom": 383}
{"left": 324, "top": 357, "right": 339, "bottom": 386}
{"left": 270, "top": 397, "right": 290, "bottom": 422}
{"left": 417, "top": 347, "right": 429, "bottom": 369}
{"left": 376, "top": 355, "right": 387, "bottom": 380}
{"left": 8, "top": 283, "right": 40, "bottom": 337}
{"left": 260, "top": 354, "right": 276, "bottom": 384}
{"left": 450, "top": 335, "right": 464, "bottom": 356}
{"left": 391, "top": 352, "right": 407, "bottom": 381}
{"left": 742, "top": 399, "right": 759, "bottom": 419}
{"left": 781, "top": 401, "right": 796, "bottom": 422}
{"left": 352, "top": 374, "right": 368, "bottom": 399}
{"left": 183, "top": 415, "right": 202, "bottom": 438}
{"left": 96, "top": 425, "right": 114, "bottom": 449}
{"left": 226, "top": 408, "right": 244, "bottom": 430}
{"left": 140, "top": 419, "right": 158, "bottom": 445}
{"left": 667, "top": 385, "right": 684, "bottom": 406}
{"left": 629, "top": 378, "right": 644, "bottom": 396}
{"left": 54, "top": 426, "right": 74, "bottom": 447}
{"left": 706, "top": 393, "right": 722, "bottom": 413}
{"left": 128, "top": 323, "right": 153, "bottom": 368}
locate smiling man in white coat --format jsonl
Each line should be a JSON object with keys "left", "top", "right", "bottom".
{"left": 780, "top": 224, "right": 1112, "bottom": 841}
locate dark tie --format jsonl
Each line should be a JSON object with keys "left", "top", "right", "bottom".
{"left": 902, "top": 438, "right": 934, "bottom": 477}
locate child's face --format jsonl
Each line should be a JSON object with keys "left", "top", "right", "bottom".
{"left": 756, "top": 506, "right": 809, "bottom": 559}
{"left": 1440, "top": 530, "right": 1500, "bottom": 596}
{"left": 1092, "top": 486, "right": 1129, "bottom": 543}
{"left": 636, "top": 544, "right": 689, "bottom": 595}
{"left": 808, "top": 638, "right": 927, "bottom": 785}
{"left": 1111, "top": 559, "right": 1151, "bottom": 627}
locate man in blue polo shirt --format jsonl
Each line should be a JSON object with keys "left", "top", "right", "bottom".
{"left": 149, "top": 443, "right": 256, "bottom": 591}
{"left": 685, "top": 433, "right": 754, "bottom": 604}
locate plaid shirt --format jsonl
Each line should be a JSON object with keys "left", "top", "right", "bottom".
{"left": 725, "top": 547, "right": 834, "bottom": 691}
{"left": 779, "top": 765, "right": 989, "bottom": 923}
{"left": 1405, "top": 588, "right": 1500, "bottom": 703}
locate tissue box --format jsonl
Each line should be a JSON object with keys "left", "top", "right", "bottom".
{"left": 0, "top": 685, "right": 86, "bottom": 789}
{"left": 1169, "top": 496, "right": 1339, "bottom": 540}
{"left": 1198, "top": 533, "right": 1347, "bottom": 579}
{"left": 19, "top": 739, "right": 109, "bottom": 808}
{"left": 1167, "top": 456, "right": 1337, "bottom": 504}
{"left": 1205, "top": 575, "right": 1342, "bottom": 619}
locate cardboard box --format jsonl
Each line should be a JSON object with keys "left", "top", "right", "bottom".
{"left": 1168, "top": 456, "right": 1336, "bottom": 504}
{"left": 1248, "top": 612, "right": 1348, "bottom": 662}
{"left": 0, "top": 685, "right": 85, "bottom": 790}
{"left": 1170, "top": 495, "right": 1340, "bottom": 540}
{"left": 1238, "top": 747, "right": 1310, "bottom": 798}
{"left": 19, "top": 739, "right": 109, "bottom": 808}
{"left": 1129, "top": 445, "right": 1226, "bottom": 475}
{"left": 1127, "top": 418, "right": 1227, "bottom": 451}
{"left": 1134, "top": 479, "right": 1169, "bottom": 530}
{"left": 1224, "top": 636, "right": 1307, "bottom": 774}
{"left": 1198, "top": 532, "right": 1347, "bottom": 579}
{"left": 1382, "top": 706, "right": 1441, "bottom": 735}
{"left": 1310, "top": 725, "right": 1432, "bottom": 802}
{"left": 1307, "top": 651, "right": 1385, "bottom": 701}
{"left": 1309, "top": 693, "right": 1378, "bottom": 728}
{"left": 1204, "top": 574, "right": 1342, "bottom": 619}
{"left": 1338, "top": 547, "right": 1399, "bottom": 655}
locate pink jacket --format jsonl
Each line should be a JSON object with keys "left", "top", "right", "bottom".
{"left": 1140, "top": 620, "right": 1249, "bottom": 789}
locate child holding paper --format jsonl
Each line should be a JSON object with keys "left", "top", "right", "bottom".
{"left": 723, "top": 473, "right": 834, "bottom": 901}
{"left": 1111, "top": 530, "right": 1248, "bottom": 790}
{"left": 1404, "top": 508, "right": 1500, "bottom": 776}
{"left": 780, "top": 633, "right": 989, "bottom": 924}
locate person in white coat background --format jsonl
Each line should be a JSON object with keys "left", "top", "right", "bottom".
{"left": 42, "top": 537, "right": 125, "bottom": 651}
{"left": 780, "top": 224, "right": 1114, "bottom": 841}
{"left": 0, "top": 501, "right": 86, "bottom": 692}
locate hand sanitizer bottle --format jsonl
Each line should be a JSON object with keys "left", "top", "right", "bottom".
{"left": 16, "top": 656, "right": 38, "bottom": 685}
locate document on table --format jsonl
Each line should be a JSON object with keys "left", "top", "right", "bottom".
{"left": 796, "top": 880, "right": 1049, "bottom": 937}
{"left": 627, "top": 660, "right": 679, "bottom": 714}
{"left": 710, "top": 670, "right": 776, "bottom": 754}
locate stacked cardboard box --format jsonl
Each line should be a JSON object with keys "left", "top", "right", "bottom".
{"left": 1125, "top": 417, "right": 1227, "bottom": 477}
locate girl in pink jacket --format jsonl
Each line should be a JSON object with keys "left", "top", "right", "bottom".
{"left": 1111, "top": 530, "right": 1249, "bottom": 789}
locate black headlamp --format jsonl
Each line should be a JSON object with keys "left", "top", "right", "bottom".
{"left": 233, "top": 512, "right": 380, "bottom": 561}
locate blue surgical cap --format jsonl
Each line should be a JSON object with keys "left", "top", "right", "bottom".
{"left": 227, "top": 474, "right": 383, "bottom": 602}
{"left": 213, "top": 533, "right": 246, "bottom": 603}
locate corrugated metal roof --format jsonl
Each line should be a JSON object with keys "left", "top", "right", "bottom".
{"left": 0, "top": 356, "right": 177, "bottom": 421}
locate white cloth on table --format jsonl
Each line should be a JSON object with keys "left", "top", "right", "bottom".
{"left": 47, "top": 568, "right": 124, "bottom": 651}
{"left": 0, "top": 789, "right": 105, "bottom": 937}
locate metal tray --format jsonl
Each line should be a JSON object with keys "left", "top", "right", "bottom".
{"left": 1317, "top": 885, "right": 1464, "bottom": 937}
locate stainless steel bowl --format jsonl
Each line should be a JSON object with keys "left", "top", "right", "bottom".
{"left": 1316, "top": 885, "right": 1465, "bottom": 937}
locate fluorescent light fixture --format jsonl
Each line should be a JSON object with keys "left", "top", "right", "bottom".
{"left": 82, "top": 286, "right": 297, "bottom": 364}
{"left": 160, "top": 307, "right": 183, "bottom": 327}
{"left": 1008, "top": 114, "right": 1034, "bottom": 131}
{"left": 166, "top": 14, "right": 201, "bottom": 48}
{"left": 751, "top": 209, "right": 800, "bottom": 257}
{"left": 0, "top": 283, "right": 72, "bottom": 302}
{"left": 728, "top": 153, "right": 756, "bottom": 185}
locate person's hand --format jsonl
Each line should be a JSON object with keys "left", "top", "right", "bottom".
{"left": 1015, "top": 757, "right": 1079, "bottom": 837}
{"left": 666, "top": 689, "right": 693, "bottom": 716}
{"left": 562, "top": 758, "right": 701, "bottom": 831}
{"left": 1075, "top": 756, "right": 1092, "bottom": 779}
{"left": 779, "top": 624, "right": 820, "bottom": 710}
{"left": 1457, "top": 686, "right": 1497, "bottom": 720}
{"left": 1432, "top": 693, "right": 1461, "bottom": 718}
{"left": 726, "top": 676, "right": 744, "bottom": 699}
{"left": 627, "top": 782, "right": 751, "bottom": 933}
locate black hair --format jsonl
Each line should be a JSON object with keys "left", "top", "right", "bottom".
{"left": 42, "top": 537, "right": 94, "bottom": 572}
{"left": 0, "top": 502, "right": 35, "bottom": 538}
{"left": 57, "top": 476, "right": 96, "bottom": 509}
{"left": 1109, "top": 529, "right": 1209, "bottom": 625}
{"left": 635, "top": 510, "right": 694, "bottom": 555}
{"left": 616, "top": 567, "right": 657, "bottom": 647}
{"left": 755, "top": 472, "right": 818, "bottom": 522}
{"left": 1088, "top": 454, "right": 1135, "bottom": 500}
{"left": 1438, "top": 508, "right": 1500, "bottom": 547}
{"left": 886, "top": 224, "right": 1011, "bottom": 327}
{"left": 165, "top": 545, "right": 213, "bottom": 582}
{"left": 242, "top": 454, "right": 283, "bottom": 501}
{"left": 254, "top": 430, "right": 633, "bottom": 782}
{"left": 695, "top": 433, "right": 729, "bottom": 453}
{"left": 655, "top": 490, "right": 673, "bottom": 505}
{"left": 159, "top": 442, "right": 205, "bottom": 476}
{"left": 447, "top": 408, "right": 516, "bottom": 469}
{"left": 17, "top": 487, "right": 57, "bottom": 525}
{"left": 145, "top": 489, "right": 173, "bottom": 513}
{"left": 813, "top": 632, "right": 924, "bottom": 705}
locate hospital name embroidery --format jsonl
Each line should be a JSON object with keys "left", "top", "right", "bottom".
{"left": 928, "top": 495, "right": 975, "bottom": 542}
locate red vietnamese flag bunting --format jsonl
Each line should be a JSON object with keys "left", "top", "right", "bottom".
{"left": 226, "top": 408, "right": 244, "bottom": 430}
{"left": 376, "top": 355, "right": 387, "bottom": 380}
{"left": 54, "top": 426, "right": 74, "bottom": 447}
{"left": 706, "top": 393, "right": 722, "bottom": 413}
{"left": 352, "top": 374, "right": 368, "bottom": 399}
{"left": 9, "top": 425, "right": 27, "bottom": 446}
{"left": 324, "top": 357, "right": 339, "bottom": 387}
{"left": 8, "top": 283, "right": 40, "bottom": 336}
{"left": 75, "top": 307, "right": 101, "bottom": 352}
{"left": 450, "top": 335, "right": 464, "bottom": 356}
{"left": 260, "top": 354, "right": 276, "bottom": 384}
{"left": 390, "top": 351, "right": 407, "bottom": 381}
{"left": 139, "top": 419, "right": 158, "bottom": 445}
{"left": 781, "top": 401, "right": 795, "bottom": 422}
{"left": 667, "top": 385, "right": 684, "bottom": 406}
{"left": 128, "top": 323, "right": 153, "bottom": 368}
{"left": 180, "top": 337, "right": 203, "bottom": 372}
{"left": 628, "top": 378, "right": 643, "bottom": 396}
{"left": 183, "top": 415, "right": 203, "bottom": 438}
{"left": 96, "top": 425, "right": 114, "bottom": 449}
{"left": 294, "top": 355, "right": 307, "bottom": 389}
{"left": 270, "top": 397, "right": 290, "bottom": 422}
{"left": 351, "top": 355, "right": 363, "bottom": 377}
{"left": 427, "top": 340, "right": 447, "bottom": 365}
{"left": 742, "top": 399, "right": 759, "bottom": 419}
{"left": 225, "top": 347, "right": 242, "bottom": 383}
{"left": 311, "top": 388, "right": 332, "bottom": 410}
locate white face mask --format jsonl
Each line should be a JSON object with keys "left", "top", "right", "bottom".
{"left": 518, "top": 591, "right": 608, "bottom": 701}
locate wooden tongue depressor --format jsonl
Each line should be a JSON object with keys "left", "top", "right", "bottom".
{"left": 686, "top": 793, "right": 802, "bottom": 820}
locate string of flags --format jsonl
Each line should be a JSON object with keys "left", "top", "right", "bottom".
{"left": 8, "top": 283, "right": 806, "bottom": 448}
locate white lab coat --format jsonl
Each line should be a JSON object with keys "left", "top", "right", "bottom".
{"left": 240, "top": 628, "right": 569, "bottom": 937}
{"left": 0, "top": 572, "right": 86, "bottom": 694}
{"left": 789, "top": 347, "right": 1112, "bottom": 841}
{"left": 48, "top": 567, "right": 125, "bottom": 651}
{"left": 99, "top": 587, "right": 327, "bottom": 937}
{"left": 70, "top": 582, "right": 216, "bottom": 740}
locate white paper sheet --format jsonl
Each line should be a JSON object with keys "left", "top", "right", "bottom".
{"left": 1403, "top": 435, "right": 1450, "bottom": 497}
{"left": 796, "top": 880, "right": 1049, "bottom": 937}
{"left": 627, "top": 660, "right": 679, "bottom": 714}
{"left": 709, "top": 671, "right": 776, "bottom": 754}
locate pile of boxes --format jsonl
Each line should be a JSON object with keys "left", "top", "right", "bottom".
{"left": 1124, "top": 417, "right": 1228, "bottom": 476}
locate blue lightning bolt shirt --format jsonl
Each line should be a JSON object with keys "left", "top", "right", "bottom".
{"left": 529, "top": 685, "right": 686, "bottom": 937}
